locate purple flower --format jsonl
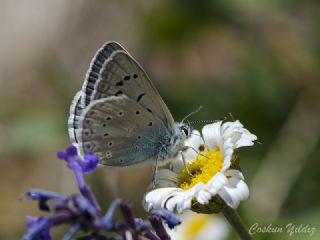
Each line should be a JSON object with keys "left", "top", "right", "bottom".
{"left": 21, "top": 146, "right": 180, "bottom": 240}
{"left": 150, "top": 209, "right": 181, "bottom": 229}
{"left": 57, "top": 145, "right": 100, "bottom": 213}
{"left": 25, "top": 190, "right": 64, "bottom": 211}
{"left": 57, "top": 145, "right": 98, "bottom": 174}
{"left": 148, "top": 209, "right": 181, "bottom": 240}
{"left": 22, "top": 217, "right": 51, "bottom": 240}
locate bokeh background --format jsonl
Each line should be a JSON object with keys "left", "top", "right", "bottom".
{"left": 1, "top": 0, "right": 319, "bottom": 239}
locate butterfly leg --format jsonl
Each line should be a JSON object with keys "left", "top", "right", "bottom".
{"left": 179, "top": 150, "right": 193, "bottom": 176}
{"left": 151, "top": 156, "right": 160, "bottom": 189}
{"left": 182, "top": 145, "right": 209, "bottom": 159}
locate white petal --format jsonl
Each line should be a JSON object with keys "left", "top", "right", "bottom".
{"left": 167, "top": 183, "right": 204, "bottom": 213}
{"left": 224, "top": 169, "right": 244, "bottom": 180}
{"left": 235, "top": 130, "right": 257, "bottom": 148}
{"left": 218, "top": 177, "right": 249, "bottom": 209}
{"left": 144, "top": 188, "right": 183, "bottom": 211}
{"left": 186, "top": 130, "right": 203, "bottom": 148}
{"left": 222, "top": 121, "right": 243, "bottom": 138}
{"left": 221, "top": 138, "right": 234, "bottom": 171}
{"left": 195, "top": 172, "right": 228, "bottom": 205}
{"left": 202, "top": 121, "right": 223, "bottom": 150}
{"left": 196, "top": 190, "right": 212, "bottom": 205}
{"left": 144, "top": 183, "right": 204, "bottom": 213}
{"left": 202, "top": 121, "right": 257, "bottom": 172}
{"left": 222, "top": 120, "right": 257, "bottom": 148}
{"left": 205, "top": 172, "right": 228, "bottom": 196}
{"left": 181, "top": 130, "right": 204, "bottom": 162}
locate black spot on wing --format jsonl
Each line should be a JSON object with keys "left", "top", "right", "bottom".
{"left": 137, "top": 93, "right": 145, "bottom": 102}
{"left": 115, "top": 90, "right": 123, "bottom": 96}
{"left": 116, "top": 81, "right": 124, "bottom": 86}
{"left": 123, "top": 75, "right": 131, "bottom": 81}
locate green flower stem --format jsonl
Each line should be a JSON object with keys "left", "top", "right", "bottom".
{"left": 222, "top": 205, "right": 253, "bottom": 240}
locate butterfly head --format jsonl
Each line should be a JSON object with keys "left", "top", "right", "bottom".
{"left": 177, "top": 122, "right": 192, "bottom": 140}
{"left": 178, "top": 106, "right": 201, "bottom": 140}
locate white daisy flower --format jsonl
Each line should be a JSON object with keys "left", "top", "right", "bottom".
{"left": 144, "top": 120, "right": 257, "bottom": 214}
{"left": 166, "top": 211, "right": 229, "bottom": 240}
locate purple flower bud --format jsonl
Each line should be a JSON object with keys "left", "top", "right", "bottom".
{"left": 22, "top": 217, "right": 51, "bottom": 240}
{"left": 80, "top": 152, "right": 99, "bottom": 174}
{"left": 134, "top": 218, "right": 150, "bottom": 232}
{"left": 63, "top": 223, "right": 80, "bottom": 240}
{"left": 25, "top": 189, "right": 64, "bottom": 212}
{"left": 148, "top": 214, "right": 170, "bottom": 240}
{"left": 56, "top": 151, "right": 67, "bottom": 160}
{"left": 57, "top": 145, "right": 99, "bottom": 175}
{"left": 151, "top": 209, "right": 181, "bottom": 229}
{"left": 73, "top": 195, "right": 98, "bottom": 218}
{"left": 100, "top": 199, "right": 122, "bottom": 230}
{"left": 66, "top": 145, "right": 78, "bottom": 156}
{"left": 25, "top": 216, "right": 37, "bottom": 228}
{"left": 119, "top": 201, "right": 135, "bottom": 229}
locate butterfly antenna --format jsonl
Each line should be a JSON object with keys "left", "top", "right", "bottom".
{"left": 228, "top": 112, "right": 234, "bottom": 121}
{"left": 189, "top": 119, "right": 219, "bottom": 124}
{"left": 182, "top": 106, "right": 203, "bottom": 123}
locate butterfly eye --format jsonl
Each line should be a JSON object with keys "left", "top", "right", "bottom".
{"left": 181, "top": 126, "right": 189, "bottom": 136}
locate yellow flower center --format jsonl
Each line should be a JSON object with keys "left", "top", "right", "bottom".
{"left": 183, "top": 214, "right": 212, "bottom": 237}
{"left": 178, "top": 149, "right": 223, "bottom": 190}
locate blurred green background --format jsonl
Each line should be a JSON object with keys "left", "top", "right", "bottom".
{"left": 0, "top": 0, "right": 319, "bottom": 239}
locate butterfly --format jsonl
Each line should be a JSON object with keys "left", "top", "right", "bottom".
{"left": 68, "top": 42, "right": 192, "bottom": 168}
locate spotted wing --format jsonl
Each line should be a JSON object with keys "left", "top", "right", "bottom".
{"left": 69, "top": 42, "right": 125, "bottom": 146}
{"left": 82, "top": 41, "right": 126, "bottom": 106}
{"left": 82, "top": 42, "right": 175, "bottom": 129}
{"left": 76, "top": 95, "right": 170, "bottom": 166}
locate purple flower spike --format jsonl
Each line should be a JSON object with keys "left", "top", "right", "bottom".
{"left": 148, "top": 209, "right": 181, "bottom": 240}
{"left": 80, "top": 152, "right": 99, "bottom": 174}
{"left": 56, "top": 151, "right": 67, "bottom": 160}
{"left": 22, "top": 145, "right": 180, "bottom": 239}
{"left": 151, "top": 209, "right": 181, "bottom": 229}
{"left": 134, "top": 218, "right": 150, "bottom": 232}
{"left": 119, "top": 201, "right": 135, "bottom": 229}
{"left": 66, "top": 145, "right": 78, "bottom": 156}
{"left": 73, "top": 195, "right": 98, "bottom": 218}
{"left": 148, "top": 214, "right": 170, "bottom": 240}
{"left": 25, "top": 216, "right": 37, "bottom": 228}
{"left": 57, "top": 145, "right": 99, "bottom": 174}
{"left": 25, "top": 189, "right": 64, "bottom": 212}
{"left": 56, "top": 146, "right": 100, "bottom": 212}
{"left": 63, "top": 223, "right": 80, "bottom": 240}
{"left": 100, "top": 199, "right": 123, "bottom": 230}
{"left": 22, "top": 217, "right": 51, "bottom": 240}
